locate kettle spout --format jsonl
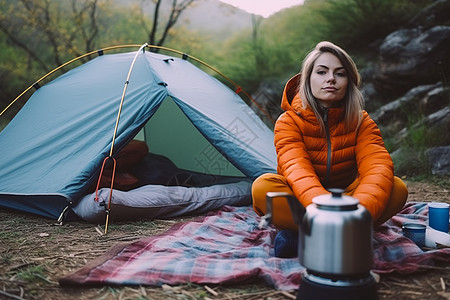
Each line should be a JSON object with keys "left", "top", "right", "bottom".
{"left": 261, "top": 192, "right": 307, "bottom": 232}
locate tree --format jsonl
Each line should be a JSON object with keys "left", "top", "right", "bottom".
{"left": 0, "top": 0, "right": 202, "bottom": 123}
{"left": 138, "top": 0, "right": 198, "bottom": 51}
{"left": 0, "top": 0, "right": 103, "bottom": 68}
{"left": 317, "top": 0, "right": 436, "bottom": 53}
{"left": 0, "top": 0, "right": 109, "bottom": 124}
{"left": 252, "top": 14, "right": 266, "bottom": 80}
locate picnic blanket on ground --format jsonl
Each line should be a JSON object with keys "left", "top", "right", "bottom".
{"left": 59, "top": 202, "right": 450, "bottom": 290}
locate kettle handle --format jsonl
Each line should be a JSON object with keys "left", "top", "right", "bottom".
{"left": 259, "top": 192, "right": 308, "bottom": 233}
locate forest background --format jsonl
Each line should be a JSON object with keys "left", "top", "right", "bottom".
{"left": 0, "top": 0, "right": 446, "bottom": 180}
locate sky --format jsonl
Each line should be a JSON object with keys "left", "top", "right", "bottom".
{"left": 219, "top": 0, "right": 303, "bottom": 18}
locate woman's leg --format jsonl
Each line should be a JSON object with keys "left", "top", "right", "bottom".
{"left": 252, "top": 173, "right": 298, "bottom": 231}
{"left": 374, "top": 176, "right": 408, "bottom": 226}
{"left": 345, "top": 176, "right": 408, "bottom": 226}
{"left": 253, "top": 174, "right": 408, "bottom": 230}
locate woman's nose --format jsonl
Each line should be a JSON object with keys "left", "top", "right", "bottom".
{"left": 326, "top": 74, "right": 336, "bottom": 83}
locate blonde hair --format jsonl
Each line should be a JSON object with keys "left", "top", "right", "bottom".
{"left": 298, "top": 41, "right": 364, "bottom": 133}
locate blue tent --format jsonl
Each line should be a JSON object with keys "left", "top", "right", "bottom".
{"left": 0, "top": 46, "right": 277, "bottom": 221}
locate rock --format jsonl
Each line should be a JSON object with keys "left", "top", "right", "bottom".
{"left": 374, "top": 26, "right": 450, "bottom": 98}
{"left": 251, "top": 81, "right": 284, "bottom": 127}
{"left": 423, "top": 106, "right": 450, "bottom": 130}
{"left": 389, "top": 148, "right": 402, "bottom": 162}
{"left": 420, "top": 85, "right": 450, "bottom": 115}
{"left": 409, "top": 0, "right": 450, "bottom": 29}
{"left": 393, "top": 106, "right": 450, "bottom": 147}
{"left": 426, "top": 146, "right": 450, "bottom": 175}
{"left": 360, "top": 2, "right": 450, "bottom": 177}
{"left": 371, "top": 82, "right": 441, "bottom": 134}
{"left": 361, "top": 82, "right": 381, "bottom": 113}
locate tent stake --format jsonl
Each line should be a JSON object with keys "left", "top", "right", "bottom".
{"left": 104, "top": 210, "right": 110, "bottom": 234}
{"left": 103, "top": 156, "right": 116, "bottom": 234}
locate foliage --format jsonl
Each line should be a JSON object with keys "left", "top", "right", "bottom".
{"left": 0, "top": 0, "right": 202, "bottom": 122}
{"left": 216, "top": 1, "right": 331, "bottom": 90}
{"left": 386, "top": 111, "right": 430, "bottom": 178}
{"left": 260, "top": 0, "right": 329, "bottom": 70}
{"left": 212, "top": 0, "right": 435, "bottom": 90}
{"left": 392, "top": 146, "right": 430, "bottom": 179}
{"left": 0, "top": 0, "right": 435, "bottom": 113}
{"left": 389, "top": 106, "right": 449, "bottom": 178}
{"left": 315, "top": 0, "right": 436, "bottom": 53}
{"left": 0, "top": 0, "right": 114, "bottom": 121}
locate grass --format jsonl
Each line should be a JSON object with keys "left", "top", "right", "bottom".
{"left": 384, "top": 87, "right": 449, "bottom": 179}
{"left": 0, "top": 253, "right": 13, "bottom": 265}
{"left": 0, "top": 231, "right": 20, "bottom": 239}
{"left": 15, "top": 265, "right": 51, "bottom": 284}
{"left": 392, "top": 123, "right": 449, "bottom": 179}
{"left": 107, "top": 220, "right": 159, "bottom": 232}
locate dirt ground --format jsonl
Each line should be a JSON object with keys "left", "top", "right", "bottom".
{"left": 0, "top": 179, "right": 449, "bottom": 300}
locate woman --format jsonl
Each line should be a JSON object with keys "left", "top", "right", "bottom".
{"left": 252, "top": 41, "right": 408, "bottom": 256}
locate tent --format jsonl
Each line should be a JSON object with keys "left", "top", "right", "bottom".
{"left": 0, "top": 44, "right": 277, "bottom": 222}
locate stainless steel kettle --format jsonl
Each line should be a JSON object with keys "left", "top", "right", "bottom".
{"left": 262, "top": 189, "right": 373, "bottom": 277}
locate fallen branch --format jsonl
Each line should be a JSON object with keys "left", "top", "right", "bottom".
{"left": 280, "top": 290, "right": 297, "bottom": 299}
{"left": 181, "top": 289, "right": 197, "bottom": 300}
{"left": 390, "top": 282, "right": 420, "bottom": 289}
{"left": 399, "top": 290, "right": 425, "bottom": 295}
{"left": 0, "top": 290, "right": 26, "bottom": 300}
{"left": 204, "top": 285, "right": 218, "bottom": 296}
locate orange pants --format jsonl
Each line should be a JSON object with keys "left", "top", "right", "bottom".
{"left": 252, "top": 173, "right": 408, "bottom": 231}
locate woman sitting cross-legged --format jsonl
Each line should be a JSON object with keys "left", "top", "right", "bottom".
{"left": 252, "top": 41, "right": 408, "bottom": 257}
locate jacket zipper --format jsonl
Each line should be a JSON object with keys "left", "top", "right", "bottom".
{"left": 323, "top": 108, "right": 331, "bottom": 188}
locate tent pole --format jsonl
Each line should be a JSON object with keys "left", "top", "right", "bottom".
{"left": 104, "top": 43, "right": 148, "bottom": 234}
{"left": 2, "top": 43, "right": 274, "bottom": 125}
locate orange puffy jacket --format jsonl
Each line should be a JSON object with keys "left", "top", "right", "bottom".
{"left": 276, "top": 74, "right": 394, "bottom": 221}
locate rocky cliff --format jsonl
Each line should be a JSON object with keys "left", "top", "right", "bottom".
{"left": 363, "top": 0, "right": 450, "bottom": 176}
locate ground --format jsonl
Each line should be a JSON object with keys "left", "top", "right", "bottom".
{"left": 0, "top": 180, "right": 449, "bottom": 300}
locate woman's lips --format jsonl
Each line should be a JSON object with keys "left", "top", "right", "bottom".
{"left": 323, "top": 86, "right": 337, "bottom": 91}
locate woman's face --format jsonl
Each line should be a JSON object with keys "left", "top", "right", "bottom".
{"left": 310, "top": 52, "right": 348, "bottom": 108}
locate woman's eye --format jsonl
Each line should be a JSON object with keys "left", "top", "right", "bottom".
{"left": 335, "top": 72, "right": 346, "bottom": 77}
{"left": 316, "top": 70, "right": 326, "bottom": 75}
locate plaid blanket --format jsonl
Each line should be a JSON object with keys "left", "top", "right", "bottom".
{"left": 373, "top": 202, "right": 450, "bottom": 273}
{"left": 59, "top": 202, "right": 450, "bottom": 290}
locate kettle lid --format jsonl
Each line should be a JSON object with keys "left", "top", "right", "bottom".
{"left": 312, "top": 188, "right": 359, "bottom": 209}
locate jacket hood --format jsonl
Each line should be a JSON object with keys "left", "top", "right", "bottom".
{"left": 281, "top": 74, "right": 302, "bottom": 113}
